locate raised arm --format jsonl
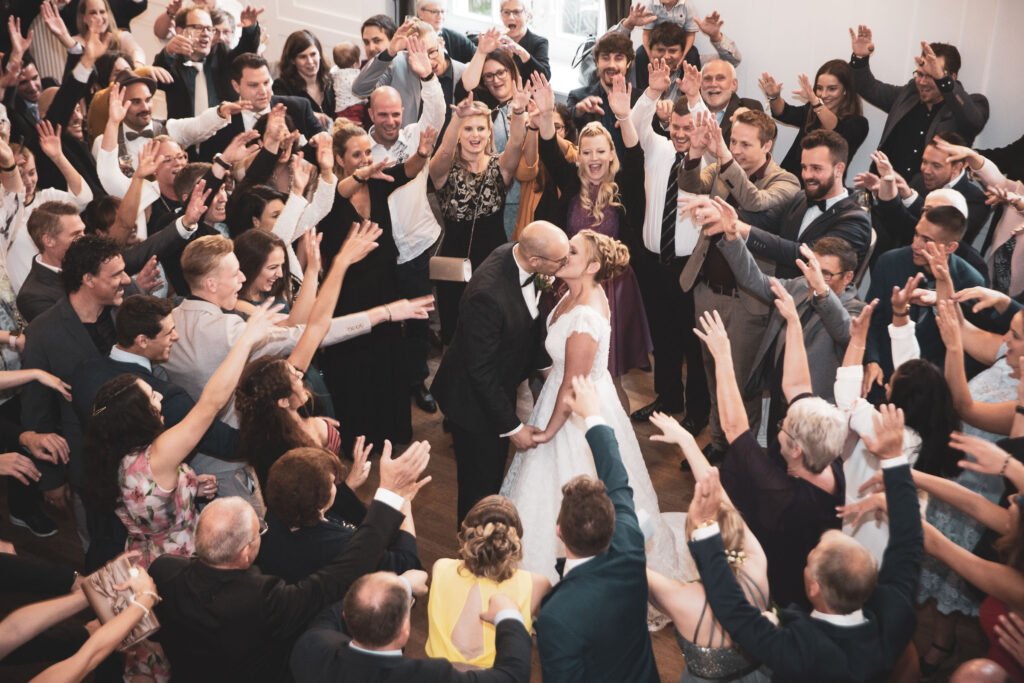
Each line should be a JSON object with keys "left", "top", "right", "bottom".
{"left": 148, "top": 304, "right": 284, "bottom": 484}
{"left": 429, "top": 94, "right": 474, "bottom": 190}
{"left": 460, "top": 28, "right": 501, "bottom": 94}
{"left": 770, "top": 279, "right": 813, "bottom": 401}
{"left": 924, "top": 523, "right": 1024, "bottom": 613}
{"left": 694, "top": 310, "right": 749, "bottom": 441}
{"left": 498, "top": 86, "right": 530, "bottom": 187}
{"left": 606, "top": 74, "right": 637, "bottom": 149}
{"left": 36, "top": 120, "right": 85, "bottom": 199}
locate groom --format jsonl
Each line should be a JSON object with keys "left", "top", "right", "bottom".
{"left": 432, "top": 221, "right": 570, "bottom": 524}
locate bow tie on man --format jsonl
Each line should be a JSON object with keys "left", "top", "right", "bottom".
{"left": 125, "top": 129, "right": 155, "bottom": 142}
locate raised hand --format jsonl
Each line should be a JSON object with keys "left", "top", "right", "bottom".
{"left": 688, "top": 467, "right": 723, "bottom": 527}
{"left": 379, "top": 439, "right": 432, "bottom": 499}
{"left": 952, "top": 286, "right": 1013, "bottom": 314}
{"left": 869, "top": 149, "right": 896, "bottom": 178}
{"left": 387, "top": 20, "right": 415, "bottom": 56}
{"left": 218, "top": 99, "right": 254, "bottom": 119}
{"left": 677, "top": 62, "right": 701, "bottom": 100}
{"left": 890, "top": 272, "right": 924, "bottom": 315}
{"left": 687, "top": 109, "right": 714, "bottom": 158}
{"left": 529, "top": 72, "right": 554, "bottom": 113}
{"left": 769, "top": 278, "right": 799, "bottom": 324}
{"left": 477, "top": 27, "right": 502, "bottom": 54}
{"left": 693, "top": 310, "right": 731, "bottom": 359}
{"left": 384, "top": 295, "right": 434, "bottom": 321}
{"left": 795, "top": 243, "right": 828, "bottom": 295}
{"left": 695, "top": 11, "right": 725, "bottom": 42}
{"left": 300, "top": 230, "right": 322, "bottom": 276}
{"left": 354, "top": 157, "right": 395, "bottom": 183}
{"left": 291, "top": 152, "right": 313, "bottom": 195}
{"left": 985, "top": 185, "right": 1024, "bottom": 212}
{"left": 922, "top": 241, "right": 951, "bottom": 287}
{"left": 7, "top": 16, "right": 34, "bottom": 60}
{"left": 623, "top": 3, "right": 657, "bottom": 30}
{"left": 757, "top": 72, "right": 783, "bottom": 99}
{"left": 182, "top": 178, "right": 212, "bottom": 227}
{"left": 647, "top": 57, "right": 672, "bottom": 94}
{"left": 678, "top": 195, "right": 722, "bottom": 231}
{"left": 134, "top": 139, "right": 162, "bottom": 177}
{"left": 705, "top": 115, "right": 728, "bottom": 160}
{"left": 0, "top": 54, "right": 22, "bottom": 91}
{"left": 338, "top": 220, "right": 383, "bottom": 266}
{"left": 240, "top": 299, "right": 287, "bottom": 345}
{"left": 417, "top": 125, "right": 439, "bottom": 158}
{"left": 932, "top": 136, "right": 979, "bottom": 168}
{"left": 792, "top": 73, "right": 816, "bottom": 104}
{"left": 853, "top": 171, "right": 881, "bottom": 193}
{"left": 915, "top": 41, "right": 946, "bottom": 80}
{"left": 950, "top": 431, "right": 1016, "bottom": 477}
{"left": 575, "top": 95, "right": 604, "bottom": 116}
{"left": 836, "top": 492, "right": 887, "bottom": 528}
{"left": 509, "top": 80, "right": 532, "bottom": 113}
{"left": 240, "top": 4, "right": 264, "bottom": 28}
{"left": 262, "top": 103, "right": 289, "bottom": 149}
{"left": 849, "top": 24, "right": 875, "bottom": 58}
{"left": 221, "top": 129, "right": 261, "bottom": 164}
{"left": 35, "top": 120, "right": 63, "bottom": 160}
{"left": 107, "top": 84, "right": 129, "bottom": 125}
{"left": 655, "top": 99, "right": 673, "bottom": 125}
{"left": 346, "top": 435, "right": 373, "bottom": 490}
{"left": 406, "top": 35, "right": 432, "bottom": 79}
{"left": 452, "top": 92, "right": 477, "bottom": 119}
{"left": 849, "top": 298, "right": 878, "bottom": 344}
{"left": 606, "top": 74, "right": 632, "bottom": 121}
{"left": 165, "top": 33, "right": 193, "bottom": 57}
{"left": 860, "top": 403, "right": 905, "bottom": 460}
{"left": 649, "top": 411, "right": 697, "bottom": 448}
{"left": 134, "top": 255, "right": 163, "bottom": 293}
{"left": 934, "top": 299, "right": 963, "bottom": 351}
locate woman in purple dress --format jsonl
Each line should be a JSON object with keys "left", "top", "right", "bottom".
{"left": 533, "top": 73, "right": 651, "bottom": 410}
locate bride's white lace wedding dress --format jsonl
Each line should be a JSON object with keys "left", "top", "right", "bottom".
{"left": 500, "top": 295, "right": 695, "bottom": 604}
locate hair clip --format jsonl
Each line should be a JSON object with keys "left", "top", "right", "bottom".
{"left": 725, "top": 549, "right": 747, "bottom": 566}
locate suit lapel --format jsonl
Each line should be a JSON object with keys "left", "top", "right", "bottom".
{"left": 58, "top": 299, "right": 98, "bottom": 355}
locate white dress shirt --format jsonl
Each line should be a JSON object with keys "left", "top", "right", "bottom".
{"left": 902, "top": 169, "right": 966, "bottom": 208}
{"left": 91, "top": 105, "right": 229, "bottom": 168}
{"left": 797, "top": 189, "right": 849, "bottom": 237}
{"left": 109, "top": 345, "right": 152, "bottom": 372}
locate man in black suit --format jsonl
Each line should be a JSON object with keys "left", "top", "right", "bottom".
{"left": 431, "top": 221, "right": 569, "bottom": 524}
{"left": 688, "top": 129, "right": 872, "bottom": 280}
{"left": 849, "top": 26, "right": 988, "bottom": 186}
{"left": 197, "top": 52, "right": 325, "bottom": 162}
{"left": 688, "top": 405, "right": 922, "bottom": 682}
{"left": 566, "top": 30, "right": 638, "bottom": 156}
{"left": 534, "top": 376, "right": 659, "bottom": 682}
{"left": 291, "top": 572, "right": 531, "bottom": 683}
{"left": 149, "top": 446, "right": 429, "bottom": 683}
{"left": 70, "top": 295, "right": 238, "bottom": 568}
{"left": 153, "top": 5, "right": 261, "bottom": 120}
{"left": 20, "top": 236, "right": 130, "bottom": 525}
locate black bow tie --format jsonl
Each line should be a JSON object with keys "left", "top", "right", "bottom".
{"left": 555, "top": 557, "right": 566, "bottom": 578}
{"left": 809, "top": 199, "right": 828, "bottom": 212}
{"left": 125, "top": 129, "right": 155, "bottom": 141}
{"left": 521, "top": 273, "right": 536, "bottom": 288}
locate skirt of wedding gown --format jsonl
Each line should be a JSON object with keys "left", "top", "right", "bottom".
{"left": 500, "top": 369, "right": 696, "bottom": 628}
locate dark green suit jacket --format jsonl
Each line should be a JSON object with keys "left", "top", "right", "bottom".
{"left": 534, "top": 424, "right": 659, "bottom": 683}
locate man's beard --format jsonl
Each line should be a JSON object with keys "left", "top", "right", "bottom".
{"left": 805, "top": 173, "right": 836, "bottom": 201}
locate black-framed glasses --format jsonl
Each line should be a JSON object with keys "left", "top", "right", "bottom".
{"left": 186, "top": 24, "right": 214, "bottom": 34}
{"left": 819, "top": 269, "right": 850, "bottom": 283}
{"left": 501, "top": 8, "right": 525, "bottom": 17}
{"left": 258, "top": 518, "right": 269, "bottom": 536}
{"left": 482, "top": 68, "right": 509, "bottom": 83}
{"left": 776, "top": 418, "right": 791, "bottom": 438}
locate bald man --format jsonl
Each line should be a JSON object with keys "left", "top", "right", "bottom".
{"left": 366, "top": 74, "right": 446, "bottom": 413}
{"left": 432, "top": 222, "right": 570, "bottom": 523}
{"left": 950, "top": 658, "right": 1011, "bottom": 682}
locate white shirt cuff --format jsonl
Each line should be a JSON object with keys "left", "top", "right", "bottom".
{"left": 901, "top": 191, "right": 918, "bottom": 208}
{"left": 72, "top": 62, "right": 92, "bottom": 83}
{"left": 175, "top": 217, "right": 197, "bottom": 239}
{"left": 836, "top": 365, "right": 862, "bottom": 380}
{"left": 374, "top": 488, "right": 405, "bottom": 511}
{"left": 584, "top": 415, "right": 607, "bottom": 430}
{"left": 500, "top": 424, "right": 524, "bottom": 438}
{"left": 398, "top": 575, "right": 413, "bottom": 596}
{"left": 494, "top": 609, "right": 525, "bottom": 627}
{"left": 690, "top": 522, "right": 721, "bottom": 541}
{"left": 880, "top": 455, "right": 910, "bottom": 469}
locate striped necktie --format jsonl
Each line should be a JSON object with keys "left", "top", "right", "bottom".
{"left": 661, "top": 152, "right": 685, "bottom": 260}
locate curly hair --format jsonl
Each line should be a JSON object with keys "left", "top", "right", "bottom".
{"left": 83, "top": 374, "right": 165, "bottom": 512}
{"left": 235, "top": 356, "right": 316, "bottom": 485}
{"left": 576, "top": 229, "right": 629, "bottom": 283}
{"left": 574, "top": 123, "right": 622, "bottom": 227}
{"left": 61, "top": 234, "right": 122, "bottom": 294}
{"left": 234, "top": 229, "right": 293, "bottom": 303}
{"left": 457, "top": 495, "right": 524, "bottom": 583}
{"left": 266, "top": 447, "right": 344, "bottom": 527}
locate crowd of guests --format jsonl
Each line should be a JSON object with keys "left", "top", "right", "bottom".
{"left": 0, "top": 0, "right": 1023, "bottom": 681}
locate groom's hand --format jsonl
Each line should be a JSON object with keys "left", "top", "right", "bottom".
{"left": 510, "top": 425, "right": 540, "bottom": 450}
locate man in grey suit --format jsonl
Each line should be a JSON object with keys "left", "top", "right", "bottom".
{"left": 677, "top": 108, "right": 800, "bottom": 457}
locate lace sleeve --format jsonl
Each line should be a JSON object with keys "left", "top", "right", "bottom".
{"left": 564, "top": 305, "right": 607, "bottom": 344}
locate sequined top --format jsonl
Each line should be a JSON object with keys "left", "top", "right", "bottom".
{"left": 676, "top": 569, "right": 768, "bottom": 680}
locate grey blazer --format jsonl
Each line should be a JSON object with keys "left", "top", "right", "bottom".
{"left": 352, "top": 52, "right": 466, "bottom": 128}
{"left": 717, "top": 237, "right": 864, "bottom": 400}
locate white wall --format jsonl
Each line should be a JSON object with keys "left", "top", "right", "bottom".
{"left": 130, "top": 0, "right": 1021, "bottom": 175}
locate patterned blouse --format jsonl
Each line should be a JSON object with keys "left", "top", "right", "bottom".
{"left": 438, "top": 155, "right": 506, "bottom": 223}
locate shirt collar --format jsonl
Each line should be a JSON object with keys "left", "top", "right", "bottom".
{"left": 946, "top": 169, "right": 966, "bottom": 189}
{"left": 749, "top": 158, "right": 771, "bottom": 182}
{"left": 810, "top": 609, "right": 867, "bottom": 627}
{"left": 348, "top": 643, "right": 403, "bottom": 657}
{"left": 512, "top": 244, "right": 533, "bottom": 285}
{"left": 819, "top": 188, "right": 849, "bottom": 211}
{"left": 563, "top": 555, "right": 595, "bottom": 576}
{"left": 33, "top": 254, "right": 61, "bottom": 274}
{"left": 109, "top": 345, "right": 152, "bottom": 372}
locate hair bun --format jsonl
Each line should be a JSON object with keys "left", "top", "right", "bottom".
{"left": 579, "top": 230, "right": 630, "bottom": 282}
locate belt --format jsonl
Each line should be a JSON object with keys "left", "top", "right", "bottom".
{"left": 703, "top": 281, "right": 739, "bottom": 297}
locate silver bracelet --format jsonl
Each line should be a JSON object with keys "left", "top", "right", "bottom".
{"left": 384, "top": 303, "right": 392, "bottom": 322}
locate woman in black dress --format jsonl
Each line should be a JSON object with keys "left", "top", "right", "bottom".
{"left": 317, "top": 122, "right": 436, "bottom": 449}
{"left": 428, "top": 90, "right": 530, "bottom": 344}
{"left": 758, "top": 60, "right": 868, "bottom": 179}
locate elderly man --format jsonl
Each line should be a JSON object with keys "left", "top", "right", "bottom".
{"left": 687, "top": 401, "right": 921, "bottom": 681}
{"left": 679, "top": 59, "right": 762, "bottom": 144}
{"left": 291, "top": 572, "right": 530, "bottom": 682}
{"left": 416, "top": 0, "right": 475, "bottom": 64}
{"left": 150, "top": 442, "right": 431, "bottom": 683}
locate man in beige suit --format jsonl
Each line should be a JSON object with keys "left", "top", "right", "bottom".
{"left": 677, "top": 109, "right": 799, "bottom": 458}
{"left": 163, "top": 234, "right": 429, "bottom": 505}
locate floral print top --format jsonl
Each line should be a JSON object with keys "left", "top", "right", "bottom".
{"left": 438, "top": 155, "right": 506, "bottom": 223}
{"left": 116, "top": 446, "right": 199, "bottom": 568}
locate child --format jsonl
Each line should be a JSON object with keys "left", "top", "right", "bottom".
{"left": 331, "top": 41, "right": 369, "bottom": 127}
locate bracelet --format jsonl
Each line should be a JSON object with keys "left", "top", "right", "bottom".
{"left": 1001, "top": 453, "right": 1012, "bottom": 476}
{"left": 416, "top": 149, "right": 429, "bottom": 159}
{"left": 526, "top": 125, "right": 539, "bottom": 131}
{"left": 892, "top": 308, "right": 910, "bottom": 318}
{"left": 849, "top": 342, "right": 865, "bottom": 349}
{"left": 510, "top": 108, "right": 526, "bottom": 116}
{"left": 140, "top": 590, "right": 161, "bottom": 604}
{"left": 0, "top": 163, "right": 15, "bottom": 173}
{"left": 812, "top": 101, "right": 825, "bottom": 109}
{"left": 614, "top": 113, "right": 630, "bottom": 121}
{"left": 352, "top": 172, "right": 367, "bottom": 184}
{"left": 383, "top": 303, "right": 392, "bottom": 322}
{"left": 129, "top": 596, "right": 151, "bottom": 618}
{"left": 765, "top": 94, "right": 779, "bottom": 102}
{"left": 212, "top": 154, "right": 232, "bottom": 171}
{"left": 1015, "top": 404, "right": 1024, "bottom": 417}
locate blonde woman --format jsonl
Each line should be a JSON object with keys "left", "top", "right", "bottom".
{"left": 425, "top": 495, "right": 549, "bottom": 667}
{"left": 74, "top": 0, "right": 146, "bottom": 67}
{"left": 429, "top": 88, "right": 531, "bottom": 344}
{"left": 532, "top": 71, "right": 652, "bottom": 409}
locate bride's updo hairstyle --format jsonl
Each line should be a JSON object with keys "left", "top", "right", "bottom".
{"left": 457, "top": 495, "right": 524, "bottom": 583}
{"left": 578, "top": 229, "right": 630, "bottom": 283}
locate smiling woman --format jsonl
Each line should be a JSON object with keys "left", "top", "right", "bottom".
{"left": 274, "top": 30, "right": 335, "bottom": 124}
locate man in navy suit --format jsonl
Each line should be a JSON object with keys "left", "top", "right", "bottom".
{"left": 688, "top": 405, "right": 922, "bottom": 682}
{"left": 533, "top": 376, "right": 659, "bottom": 683}
{"left": 70, "top": 294, "right": 238, "bottom": 569}
{"left": 198, "top": 52, "right": 326, "bottom": 162}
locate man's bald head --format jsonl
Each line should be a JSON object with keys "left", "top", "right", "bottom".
{"left": 343, "top": 572, "right": 412, "bottom": 649}
{"left": 950, "top": 659, "right": 1009, "bottom": 682}
{"left": 195, "top": 497, "right": 258, "bottom": 567}
{"left": 518, "top": 221, "right": 571, "bottom": 277}
{"left": 368, "top": 86, "right": 404, "bottom": 146}
{"left": 806, "top": 530, "right": 878, "bottom": 614}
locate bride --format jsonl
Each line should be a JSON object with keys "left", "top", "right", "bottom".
{"left": 500, "top": 230, "right": 693, "bottom": 592}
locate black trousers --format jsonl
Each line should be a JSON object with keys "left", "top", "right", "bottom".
{"left": 395, "top": 246, "right": 434, "bottom": 388}
{"left": 450, "top": 421, "right": 510, "bottom": 526}
{"left": 632, "top": 248, "right": 709, "bottom": 417}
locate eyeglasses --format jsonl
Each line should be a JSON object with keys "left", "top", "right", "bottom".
{"left": 501, "top": 9, "right": 525, "bottom": 17}
{"left": 420, "top": 7, "right": 445, "bottom": 15}
{"left": 186, "top": 25, "right": 214, "bottom": 34}
{"left": 534, "top": 254, "right": 568, "bottom": 267}
{"left": 258, "top": 518, "right": 269, "bottom": 536}
{"left": 482, "top": 68, "right": 509, "bottom": 83}
{"left": 776, "top": 418, "right": 791, "bottom": 439}
{"left": 819, "top": 269, "right": 849, "bottom": 283}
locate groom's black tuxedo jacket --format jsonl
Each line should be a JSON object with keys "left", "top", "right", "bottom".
{"left": 431, "top": 243, "right": 549, "bottom": 435}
